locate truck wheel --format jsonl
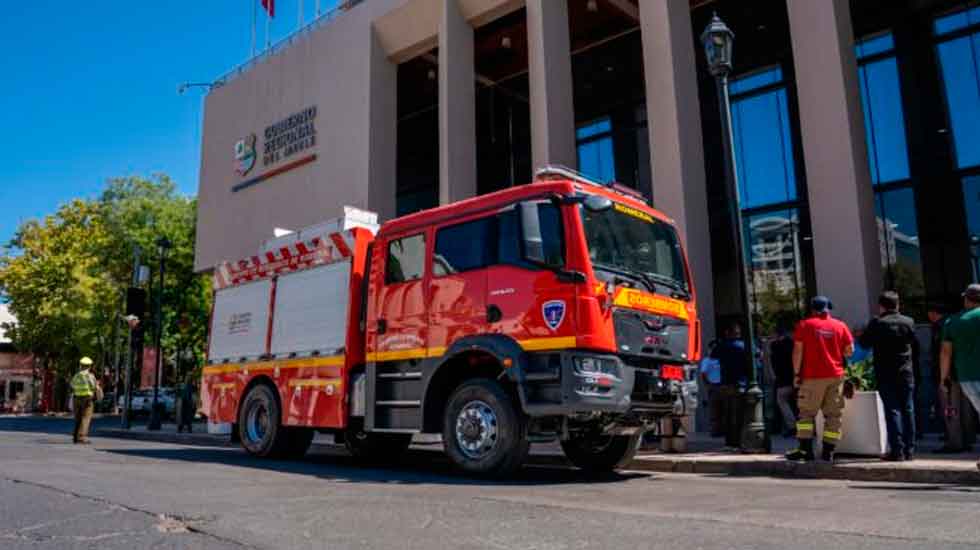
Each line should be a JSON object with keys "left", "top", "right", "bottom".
{"left": 343, "top": 422, "right": 412, "bottom": 462}
{"left": 560, "top": 433, "right": 642, "bottom": 473}
{"left": 238, "top": 384, "right": 291, "bottom": 458}
{"left": 443, "top": 378, "right": 529, "bottom": 477}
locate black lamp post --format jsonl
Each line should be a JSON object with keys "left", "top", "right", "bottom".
{"left": 147, "top": 237, "right": 172, "bottom": 431}
{"left": 701, "top": 13, "right": 768, "bottom": 453}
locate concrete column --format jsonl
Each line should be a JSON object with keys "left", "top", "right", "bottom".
{"left": 367, "top": 28, "right": 398, "bottom": 222}
{"left": 438, "top": 0, "right": 477, "bottom": 204}
{"left": 526, "top": 0, "right": 577, "bottom": 171}
{"left": 787, "top": 0, "right": 881, "bottom": 326}
{"left": 639, "top": 0, "right": 716, "bottom": 344}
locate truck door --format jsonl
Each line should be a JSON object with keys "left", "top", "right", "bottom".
{"left": 374, "top": 231, "right": 429, "bottom": 358}
{"left": 428, "top": 216, "right": 491, "bottom": 354}
{"left": 485, "top": 202, "right": 577, "bottom": 351}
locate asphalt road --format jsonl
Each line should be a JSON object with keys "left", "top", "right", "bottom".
{"left": 2, "top": 416, "right": 979, "bottom": 550}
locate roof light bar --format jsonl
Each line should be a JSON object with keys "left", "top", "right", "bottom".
{"left": 534, "top": 164, "right": 649, "bottom": 204}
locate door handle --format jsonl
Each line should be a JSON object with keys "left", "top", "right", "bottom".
{"left": 377, "top": 319, "right": 387, "bottom": 334}
{"left": 487, "top": 305, "right": 502, "bottom": 323}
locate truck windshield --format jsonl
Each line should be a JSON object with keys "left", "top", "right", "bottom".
{"left": 580, "top": 202, "right": 690, "bottom": 298}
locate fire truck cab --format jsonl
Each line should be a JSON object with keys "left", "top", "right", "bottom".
{"left": 203, "top": 168, "right": 700, "bottom": 476}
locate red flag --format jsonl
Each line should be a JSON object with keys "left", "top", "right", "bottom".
{"left": 261, "top": 0, "right": 275, "bottom": 17}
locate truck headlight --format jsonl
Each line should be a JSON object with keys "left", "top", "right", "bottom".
{"left": 572, "top": 356, "right": 622, "bottom": 378}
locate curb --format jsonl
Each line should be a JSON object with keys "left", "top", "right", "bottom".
{"left": 96, "top": 428, "right": 234, "bottom": 448}
{"left": 624, "top": 455, "right": 980, "bottom": 485}
{"left": 95, "top": 428, "right": 980, "bottom": 485}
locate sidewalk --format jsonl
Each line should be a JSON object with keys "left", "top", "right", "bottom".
{"left": 93, "top": 422, "right": 980, "bottom": 485}
{"left": 623, "top": 432, "right": 980, "bottom": 485}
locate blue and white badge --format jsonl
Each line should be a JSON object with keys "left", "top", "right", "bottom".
{"left": 542, "top": 300, "right": 566, "bottom": 331}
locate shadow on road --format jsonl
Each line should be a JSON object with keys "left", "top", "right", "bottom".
{"left": 847, "top": 484, "right": 980, "bottom": 493}
{"left": 102, "top": 445, "right": 653, "bottom": 487}
{"left": 0, "top": 415, "right": 120, "bottom": 435}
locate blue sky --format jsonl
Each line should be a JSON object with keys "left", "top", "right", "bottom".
{"left": 0, "top": 0, "right": 338, "bottom": 245}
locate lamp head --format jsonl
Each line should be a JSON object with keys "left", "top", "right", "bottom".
{"left": 701, "top": 12, "right": 735, "bottom": 77}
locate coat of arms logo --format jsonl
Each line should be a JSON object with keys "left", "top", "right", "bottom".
{"left": 542, "top": 300, "right": 566, "bottom": 331}
{"left": 234, "top": 133, "right": 257, "bottom": 177}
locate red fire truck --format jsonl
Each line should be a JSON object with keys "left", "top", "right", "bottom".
{"left": 203, "top": 168, "right": 701, "bottom": 475}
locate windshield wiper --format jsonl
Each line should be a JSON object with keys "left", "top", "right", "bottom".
{"left": 592, "top": 263, "right": 656, "bottom": 293}
{"left": 643, "top": 272, "right": 691, "bottom": 300}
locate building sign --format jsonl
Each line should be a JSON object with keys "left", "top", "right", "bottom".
{"left": 235, "top": 134, "right": 257, "bottom": 177}
{"left": 262, "top": 106, "right": 317, "bottom": 167}
{"left": 232, "top": 106, "right": 318, "bottom": 193}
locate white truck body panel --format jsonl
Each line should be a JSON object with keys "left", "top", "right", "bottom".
{"left": 270, "top": 260, "right": 352, "bottom": 358}
{"left": 208, "top": 279, "right": 272, "bottom": 362}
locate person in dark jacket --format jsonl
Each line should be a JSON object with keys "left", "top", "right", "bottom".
{"left": 770, "top": 324, "right": 797, "bottom": 437}
{"left": 711, "top": 320, "right": 749, "bottom": 449}
{"left": 177, "top": 380, "right": 197, "bottom": 433}
{"left": 859, "top": 291, "right": 919, "bottom": 461}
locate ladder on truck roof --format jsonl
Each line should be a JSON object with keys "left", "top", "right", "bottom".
{"left": 212, "top": 206, "right": 378, "bottom": 291}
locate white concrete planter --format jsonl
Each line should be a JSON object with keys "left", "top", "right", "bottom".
{"left": 815, "top": 390, "right": 887, "bottom": 457}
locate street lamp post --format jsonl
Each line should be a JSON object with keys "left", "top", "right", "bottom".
{"left": 701, "top": 13, "right": 768, "bottom": 453}
{"left": 147, "top": 237, "right": 172, "bottom": 431}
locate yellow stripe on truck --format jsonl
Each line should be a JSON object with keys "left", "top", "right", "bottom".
{"left": 202, "top": 355, "right": 345, "bottom": 376}
{"left": 518, "top": 336, "right": 577, "bottom": 351}
{"left": 365, "top": 337, "right": 577, "bottom": 363}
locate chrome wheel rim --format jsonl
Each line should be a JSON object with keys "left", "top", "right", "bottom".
{"left": 455, "top": 400, "right": 498, "bottom": 459}
{"left": 245, "top": 402, "right": 269, "bottom": 444}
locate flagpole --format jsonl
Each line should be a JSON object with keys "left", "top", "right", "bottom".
{"left": 266, "top": 6, "right": 271, "bottom": 50}
{"left": 315, "top": 0, "right": 320, "bottom": 17}
{"left": 251, "top": 0, "right": 257, "bottom": 58}
{"left": 298, "top": 0, "right": 304, "bottom": 29}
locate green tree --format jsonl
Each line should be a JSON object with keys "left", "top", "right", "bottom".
{"left": 0, "top": 175, "right": 211, "bottom": 408}
{"left": 0, "top": 200, "right": 118, "bottom": 402}
{"left": 97, "top": 175, "right": 211, "bottom": 383}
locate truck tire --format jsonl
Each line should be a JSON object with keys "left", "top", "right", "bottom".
{"left": 443, "top": 378, "right": 529, "bottom": 477}
{"left": 560, "top": 433, "right": 642, "bottom": 473}
{"left": 238, "top": 384, "right": 295, "bottom": 458}
{"left": 343, "top": 421, "right": 412, "bottom": 462}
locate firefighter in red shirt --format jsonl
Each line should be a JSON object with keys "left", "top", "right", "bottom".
{"left": 786, "top": 296, "right": 855, "bottom": 463}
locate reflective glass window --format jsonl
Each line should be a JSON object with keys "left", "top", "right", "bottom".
{"left": 874, "top": 188, "right": 925, "bottom": 297}
{"left": 433, "top": 218, "right": 493, "bottom": 276}
{"left": 385, "top": 233, "right": 426, "bottom": 284}
{"left": 743, "top": 208, "right": 807, "bottom": 334}
{"left": 856, "top": 33, "right": 895, "bottom": 58}
{"left": 936, "top": 29, "right": 980, "bottom": 169}
{"left": 577, "top": 118, "right": 616, "bottom": 183}
{"left": 731, "top": 85, "right": 798, "bottom": 208}
{"left": 856, "top": 34, "right": 910, "bottom": 185}
{"left": 935, "top": 6, "right": 980, "bottom": 36}
{"left": 729, "top": 67, "right": 783, "bottom": 95}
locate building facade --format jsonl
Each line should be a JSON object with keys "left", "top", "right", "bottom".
{"left": 196, "top": 0, "right": 980, "bottom": 341}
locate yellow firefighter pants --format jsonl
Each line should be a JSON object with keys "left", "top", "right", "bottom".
{"left": 795, "top": 377, "right": 845, "bottom": 445}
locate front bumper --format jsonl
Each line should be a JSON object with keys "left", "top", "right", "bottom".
{"left": 519, "top": 350, "right": 698, "bottom": 419}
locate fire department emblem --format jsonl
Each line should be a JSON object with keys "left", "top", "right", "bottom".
{"left": 542, "top": 300, "right": 566, "bottom": 331}
{"left": 235, "top": 133, "right": 257, "bottom": 177}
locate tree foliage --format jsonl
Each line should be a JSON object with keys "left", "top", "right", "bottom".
{"left": 0, "top": 175, "right": 210, "bottom": 406}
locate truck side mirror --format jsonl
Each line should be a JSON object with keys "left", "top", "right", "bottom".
{"left": 520, "top": 202, "right": 546, "bottom": 265}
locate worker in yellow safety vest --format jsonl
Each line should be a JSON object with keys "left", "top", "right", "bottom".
{"left": 70, "top": 357, "right": 100, "bottom": 444}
